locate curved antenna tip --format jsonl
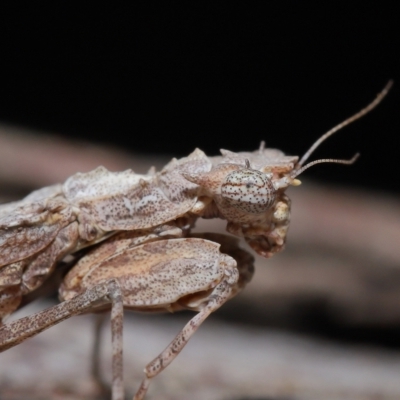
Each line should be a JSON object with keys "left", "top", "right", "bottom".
{"left": 297, "top": 81, "right": 393, "bottom": 168}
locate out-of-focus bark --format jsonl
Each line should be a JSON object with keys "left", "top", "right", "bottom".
{"left": 0, "top": 124, "right": 167, "bottom": 192}
{"left": 1, "top": 124, "right": 400, "bottom": 400}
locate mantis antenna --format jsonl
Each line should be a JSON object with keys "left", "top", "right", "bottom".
{"left": 293, "top": 80, "right": 393, "bottom": 177}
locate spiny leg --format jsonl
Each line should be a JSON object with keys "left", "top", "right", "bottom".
{"left": 0, "top": 279, "right": 125, "bottom": 400}
{"left": 111, "top": 281, "right": 124, "bottom": 400}
{"left": 133, "top": 267, "right": 238, "bottom": 400}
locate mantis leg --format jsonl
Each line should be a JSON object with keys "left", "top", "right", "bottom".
{"left": 133, "top": 265, "right": 239, "bottom": 400}
{"left": 0, "top": 279, "right": 125, "bottom": 400}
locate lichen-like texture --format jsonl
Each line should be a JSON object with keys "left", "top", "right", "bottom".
{"left": 0, "top": 199, "right": 73, "bottom": 267}
{"left": 61, "top": 237, "right": 229, "bottom": 307}
{"left": 0, "top": 145, "right": 298, "bottom": 321}
{"left": 64, "top": 149, "right": 212, "bottom": 230}
{"left": 0, "top": 144, "right": 301, "bottom": 400}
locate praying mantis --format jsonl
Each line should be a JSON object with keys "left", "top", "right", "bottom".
{"left": 0, "top": 81, "right": 392, "bottom": 399}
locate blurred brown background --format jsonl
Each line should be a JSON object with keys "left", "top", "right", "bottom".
{"left": 1, "top": 3, "right": 400, "bottom": 400}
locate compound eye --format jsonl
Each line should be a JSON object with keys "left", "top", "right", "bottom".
{"left": 221, "top": 169, "right": 276, "bottom": 214}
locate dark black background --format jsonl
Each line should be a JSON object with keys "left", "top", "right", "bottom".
{"left": 0, "top": 3, "right": 398, "bottom": 193}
